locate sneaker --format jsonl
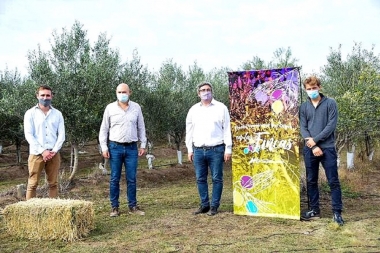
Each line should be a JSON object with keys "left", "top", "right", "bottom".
{"left": 207, "top": 207, "right": 218, "bottom": 216}
{"left": 333, "top": 213, "right": 344, "bottom": 226}
{"left": 301, "top": 209, "right": 320, "bottom": 221}
{"left": 129, "top": 206, "right": 145, "bottom": 216}
{"left": 110, "top": 207, "right": 120, "bottom": 217}
{"left": 193, "top": 206, "right": 210, "bottom": 215}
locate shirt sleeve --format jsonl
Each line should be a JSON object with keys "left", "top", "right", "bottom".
{"left": 137, "top": 105, "right": 147, "bottom": 149}
{"left": 313, "top": 99, "right": 338, "bottom": 143}
{"left": 299, "top": 103, "right": 311, "bottom": 139}
{"left": 24, "top": 109, "right": 45, "bottom": 154}
{"left": 52, "top": 110, "right": 65, "bottom": 152}
{"left": 99, "top": 105, "right": 110, "bottom": 152}
{"left": 185, "top": 107, "right": 194, "bottom": 153}
{"left": 223, "top": 105, "right": 233, "bottom": 154}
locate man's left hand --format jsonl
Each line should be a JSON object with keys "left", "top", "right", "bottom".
{"left": 224, "top": 153, "right": 231, "bottom": 162}
{"left": 305, "top": 138, "right": 316, "bottom": 149}
{"left": 138, "top": 148, "right": 146, "bottom": 156}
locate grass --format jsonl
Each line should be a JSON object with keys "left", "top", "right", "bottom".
{"left": 1, "top": 155, "right": 380, "bottom": 252}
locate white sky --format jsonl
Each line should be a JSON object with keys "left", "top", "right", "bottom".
{"left": 1, "top": 0, "right": 380, "bottom": 77}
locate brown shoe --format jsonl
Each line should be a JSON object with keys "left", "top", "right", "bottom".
{"left": 129, "top": 206, "right": 145, "bottom": 215}
{"left": 110, "top": 207, "right": 120, "bottom": 217}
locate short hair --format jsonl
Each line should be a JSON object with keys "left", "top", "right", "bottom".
{"left": 303, "top": 76, "right": 321, "bottom": 88}
{"left": 36, "top": 85, "right": 53, "bottom": 95}
{"left": 197, "top": 81, "right": 213, "bottom": 92}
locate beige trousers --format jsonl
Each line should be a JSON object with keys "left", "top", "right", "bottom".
{"left": 26, "top": 153, "right": 61, "bottom": 200}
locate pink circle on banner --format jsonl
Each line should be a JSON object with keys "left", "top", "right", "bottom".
{"left": 271, "top": 89, "right": 282, "bottom": 100}
{"left": 241, "top": 175, "right": 253, "bottom": 189}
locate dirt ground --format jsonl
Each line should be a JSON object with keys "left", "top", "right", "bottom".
{"left": 1, "top": 141, "right": 380, "bottom": 212}
{"left": 0, "top": 141, "right": 195, "bottom": 208}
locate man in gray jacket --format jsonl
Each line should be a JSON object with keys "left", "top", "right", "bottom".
{"left": 300, "top": 76, "right": 344, "bottom": 226}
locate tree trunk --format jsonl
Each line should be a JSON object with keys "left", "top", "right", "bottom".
{"left": 167, "top": 133, "right": 172, "bottom": 147}
{"left": 174, "top": 133, "right": 183, "bottom": 164}
{"left": 16, "top": 138, "right": 22, "bottom": 165}
{"left": 68, "top": 143, "right": 79, "bottom": 182}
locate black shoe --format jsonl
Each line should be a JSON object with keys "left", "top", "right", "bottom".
{"left": 207, "top": 207, "right": 218, "bottom": 216}
{"left": 301, "top": 209, "right": 320, "bottom": 221}
{"left": 333, "top": 212, "right": 344, "bottom": 226}
{"left": 193, "top": 206, "right": 210, "bottom": 215}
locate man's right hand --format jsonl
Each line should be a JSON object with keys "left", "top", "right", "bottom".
{"left": 42, "top": 150, "right": 54, "bottom": 162}
{"left": 102, "top": 151, "right": 110, "bottom": 158}
{"left": 188, "top": 152, "right": 193, "bottom": 162}
{"left": 312, "top": 146, "right": 323, "bottom": 156}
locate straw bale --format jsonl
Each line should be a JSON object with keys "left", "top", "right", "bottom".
{"left": 3, "top": 198, "right": 94, "bottom": 241}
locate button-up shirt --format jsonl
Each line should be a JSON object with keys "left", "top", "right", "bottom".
{"left": 186, "top": 99, "right": 232, "bottom": 154}
{"left": 99, "top": 100, "right": 147, "bottom": 152}
{"left": 24, "top": 104, "right": 66, "bottom": 155}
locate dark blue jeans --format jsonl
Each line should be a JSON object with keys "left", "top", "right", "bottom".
{"left": 108, "top": 141, "right": 138, "bottom": 208}
{"left": 303, "top": 147, "right": 343, "bottom": 214}
{"left": 193, "top": 144, "right": 225, "bottom": 209}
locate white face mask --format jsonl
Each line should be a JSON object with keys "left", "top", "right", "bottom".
{"left": 200, "top": 91, "right": 212, "bottom": 100}
{"left": 117, "top": 93, "right": 129, "bottom": 103}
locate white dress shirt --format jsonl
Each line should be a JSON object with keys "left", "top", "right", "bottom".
{"left": 99, "top": 100, "right": 147, "bottom": 152}
{"left": 186, "top": 99, "right": 232, "bottom": 154}
{"left": 24, "top": 104, "right": 66, "bottom": 155}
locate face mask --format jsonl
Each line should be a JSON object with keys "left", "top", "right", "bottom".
{"left": 200, "top": 91, "right": 212, "bottom": 100}
{"left": 117, "top": 94, "right": 129, "bottom": 103}
{"left": 38, "top": 99, "right": 51, "bottom": 107}
{"left": 306, "top": 90, "right": 319, "bottom": 100}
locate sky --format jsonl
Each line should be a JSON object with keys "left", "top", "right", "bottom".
{"left": 1, "top": 0, "right": 380, "bottom": 77}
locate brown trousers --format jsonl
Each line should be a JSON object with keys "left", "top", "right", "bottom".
{"left": 26, "top": 153, "right": 61, "bottom": 200}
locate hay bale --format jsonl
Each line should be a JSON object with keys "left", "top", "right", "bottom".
{"left": 3, "top": 198, "right": 94, "bottom": 241}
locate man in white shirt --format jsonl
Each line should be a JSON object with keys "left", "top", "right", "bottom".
{"left": 99, "top": 83, "right": 147, "bottom": 217}
{"left": 24, "top": 85, "right": 65, "bottom": 200}
{"left": 186, "top": 82, "right": 232, "bottom": 216}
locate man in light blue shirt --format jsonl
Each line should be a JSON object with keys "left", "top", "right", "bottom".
{"left": 24, "top": 85, "right": 65, "bottom": 200}
{"left": 99, "top": 83, "right": 147, "bottom": 217}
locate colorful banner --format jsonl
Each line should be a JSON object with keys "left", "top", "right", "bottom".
{"left": 228, "top": 68, "right": 300, "bottom": 220}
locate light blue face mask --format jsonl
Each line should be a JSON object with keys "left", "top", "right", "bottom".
{"left": 117, "top": 93, "right": 129, "bottom": 103}
{"left": 306, "top": 90, "right": 319, "bottom": 100}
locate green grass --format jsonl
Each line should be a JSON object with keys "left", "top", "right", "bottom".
{"left": 1, "top": 164, "right": 380, "bottom": 252}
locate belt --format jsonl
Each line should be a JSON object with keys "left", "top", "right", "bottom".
{"left": 110, "top": 141, "right": 137, "bottom": 146}
{"left": 193, "top": 143, "right": 225, "bottom": 150}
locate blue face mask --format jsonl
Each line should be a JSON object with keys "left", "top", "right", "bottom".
{"left": 306, "top": 90, "right": 319, "bottom": 100}
{"left": 117, "top": 94, "right": 129, "bottom": 103}
{"left": 38, "top": 98, "right": 51, "bottom": 107}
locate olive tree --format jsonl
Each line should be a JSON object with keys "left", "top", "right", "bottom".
{"left": 0, "top": 69, "right": 35, "bottom": 162}
{"left": 241, "top": 47, "right": 299, "bottom": 70}
{"left": 321, "top": 43, "right": 380, "bottom": 163}
{"left": 27, "top": 21, "right": 121, "bottom": 181}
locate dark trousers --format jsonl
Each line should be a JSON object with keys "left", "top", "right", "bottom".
{"left": 303, "top": 147, "right": 343, "bottom": 214}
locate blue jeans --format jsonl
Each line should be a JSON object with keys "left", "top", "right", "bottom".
{"left": 303, "top": 147, "right": 343, "bottom": 214}
{"left": 193, "top": 144, "right": 225, "bottom": 209}
{"left": 108, "top": 141, "right": 139, "bottom": 208}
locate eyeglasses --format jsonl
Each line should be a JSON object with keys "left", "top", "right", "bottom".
{"left": 199, "top": 88, "right": 211, "bottom": 92}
